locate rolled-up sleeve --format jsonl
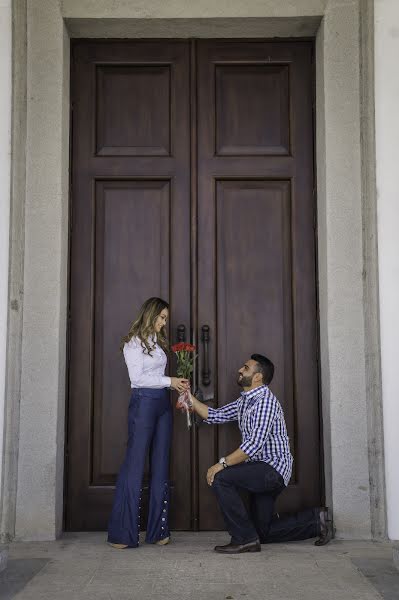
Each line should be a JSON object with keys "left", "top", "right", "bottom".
{"left": 123, "top": 340, "right": 171, "bottom": 388}
{"left": 204, "top": 400, "right": 239, "bottom": 424}
{"left": 240, "top": 393, "right": 278, "bottom": 457}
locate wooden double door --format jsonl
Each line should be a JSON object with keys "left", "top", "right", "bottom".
{"left": 66, "top": 40, "right": 321, "bottom": 531}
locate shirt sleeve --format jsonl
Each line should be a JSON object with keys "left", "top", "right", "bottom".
{"left": 123, "top": 340, "right": 172, "bottom": 388}
{"left": 240, "top": 389, "right": 278, "bottom": 457}
{"left": 204, "top": 400, "right": 239, "bottom": 424}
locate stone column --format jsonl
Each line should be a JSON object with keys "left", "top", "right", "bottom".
{"left": 375, "top": 0, "right": 399, "bottom": 547}
{"left": 0, "top": 0, "right": 12, "bottom": 569}
{"left": 316, "top": 0, "right": 374, "bottom": 539}
{"left": 14, "top": 0, "right": 69, "bottom": 540}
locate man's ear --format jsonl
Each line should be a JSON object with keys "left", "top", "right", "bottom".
{"left": 253, "top": 371, "right": 263, "bottom": 384}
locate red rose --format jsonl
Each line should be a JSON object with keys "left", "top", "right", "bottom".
{"left": 171, "top": 342, "right": 185, "bottom": 352}
{"left": 171, "top": 342, "right": 196, "bottom": 353}
{"left": 184, "top": 344, "right": 196, "bottom": 352}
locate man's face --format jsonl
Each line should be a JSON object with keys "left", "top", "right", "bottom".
{"left": 237, "top": 359, "right": 260, "bottom": 388}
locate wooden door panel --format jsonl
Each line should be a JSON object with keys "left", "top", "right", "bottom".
{"left": 215, "top": 179, "right": 294, "bottom": 463}
{"left": 96, "top": 65, "right": 171, "bottom": 156}
{"left": 67, "top": 41, "right": 191, "bottom": 531}
{"left": 215, "top": 64, "right": 290, "bottom": 156}
{"left": 92, "top": 180, "right": 171, "bottom": 485}
{"left": 197, "top": 41, "right": 320, "bottom": 529}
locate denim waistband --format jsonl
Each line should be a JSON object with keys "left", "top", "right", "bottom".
{"left": 132, "top": 387, "right": 169, "bottom": 399}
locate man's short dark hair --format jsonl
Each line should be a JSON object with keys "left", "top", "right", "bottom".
{"left": 251, "top": 354, "right": 274, "bottom": 385}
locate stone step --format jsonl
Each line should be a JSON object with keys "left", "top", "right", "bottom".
{"left": 0, "top": 545, "right": 8, "bottom": 573}
{"left": 393, "top": 542, "right": 399, "bottom": 571}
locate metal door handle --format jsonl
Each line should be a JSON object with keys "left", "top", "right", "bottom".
{"left": 176, "top": 324, "right": 186, "bottom": 343}
{"left": 201, "top": 325, "right": 211, "bottom": 386}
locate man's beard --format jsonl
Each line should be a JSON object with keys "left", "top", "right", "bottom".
{"left": 237, "top": 374, "right": 253, "bottom": 387}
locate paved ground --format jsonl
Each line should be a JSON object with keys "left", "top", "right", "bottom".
{"left": 0, "top": 533, "right": 398, "bottom": 600}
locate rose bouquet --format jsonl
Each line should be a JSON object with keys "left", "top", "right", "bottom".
{"left": 171, "top": 342, "right": 196, "bottom": 428}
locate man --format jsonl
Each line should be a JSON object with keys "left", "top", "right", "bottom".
{"left": 190, "top": 354, "right": 333, "bottom": 554}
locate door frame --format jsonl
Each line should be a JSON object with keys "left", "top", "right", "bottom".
{"left": 65, "top": 38, "right": 322, "bottom": 531}
{"left": 5, "top": 5, "right": 384, "bottom": 542}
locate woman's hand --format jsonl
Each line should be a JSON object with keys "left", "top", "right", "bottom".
{"left": 170, "top": 377, "right": 190, "bottom": 394}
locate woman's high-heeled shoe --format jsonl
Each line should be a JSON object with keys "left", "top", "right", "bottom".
{"left": 156, "top": 537, "right": 170, "bottom": 546}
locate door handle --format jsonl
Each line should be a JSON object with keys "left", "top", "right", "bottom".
{"left": 176, "top": 324, "right": 186, "bottom": 343}
{"left": 201, "top": 325, "right": 211, "bottom": 386}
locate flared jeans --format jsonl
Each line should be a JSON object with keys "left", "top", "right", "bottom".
{"left": 107, "top": 387, "right": 172, "bottom": 547}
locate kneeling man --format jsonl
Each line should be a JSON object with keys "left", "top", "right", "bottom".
{"left": 190, "top": 354, "right": 333, "bottom": 554}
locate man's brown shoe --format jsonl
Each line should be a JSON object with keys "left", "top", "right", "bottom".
{"left": 214, "top": 540, "right": 261, "bottom": 554}
{"left": 315, "top": 507, "right": 334, "bottom": 546}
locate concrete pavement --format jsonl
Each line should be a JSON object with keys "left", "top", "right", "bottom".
{"left": 1, "top": 533, "right": 398, "bottom": 600}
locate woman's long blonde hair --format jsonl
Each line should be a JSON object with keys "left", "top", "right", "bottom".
{"left": 121, "top": 297, "right": 169, "bottom": 355}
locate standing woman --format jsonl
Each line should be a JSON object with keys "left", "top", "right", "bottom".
{"left": 108, "top": 297, "right": 188, "bottom": 549}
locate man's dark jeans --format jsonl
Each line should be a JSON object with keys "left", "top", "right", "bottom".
{"left": 212, "top": 461, "right": 319, "bottom": 545}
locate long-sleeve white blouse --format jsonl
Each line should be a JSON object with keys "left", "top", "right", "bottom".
{"left": 123, "top": 335, "right": 172, "bottom": 389}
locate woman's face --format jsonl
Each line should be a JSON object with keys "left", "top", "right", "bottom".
{"left": 154, "top": 307, "right": 169, "bottom": 334}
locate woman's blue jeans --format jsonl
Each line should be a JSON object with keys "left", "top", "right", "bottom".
{"left": 107, "top": 387, "right": 172, "bottom": 547}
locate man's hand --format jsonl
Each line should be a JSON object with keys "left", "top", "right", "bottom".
{"left": 207, "top": 463, "right": 224, "bottom": 486}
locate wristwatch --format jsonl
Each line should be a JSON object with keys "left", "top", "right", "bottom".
{"left": 218, "top": 457, "right": 228, "bottom": 469}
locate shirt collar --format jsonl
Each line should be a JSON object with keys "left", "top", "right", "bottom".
{"left": 240, "top": 384, "right": 268, "bottom": 401}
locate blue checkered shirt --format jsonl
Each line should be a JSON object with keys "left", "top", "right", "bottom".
{"left": 205, "top": 385, "right": 293, "bottom": 486}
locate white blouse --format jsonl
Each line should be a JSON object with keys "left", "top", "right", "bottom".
{"left": 123, "top": 336, "right": 172, "bottom": 389}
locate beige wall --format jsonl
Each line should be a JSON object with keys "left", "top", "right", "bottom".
{"left": 61, "top": 0, "right": 328, "bottom": 19}
{"left": 4, "top": 0, "right": 384, "bottom": 541}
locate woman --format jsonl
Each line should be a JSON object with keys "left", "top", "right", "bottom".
{"left": 107, "top": 297, "right": 188, "bottom": 549}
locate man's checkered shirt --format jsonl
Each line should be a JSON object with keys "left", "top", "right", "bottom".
{"left": 205, "top": 384, "right": 293, "bottom": 486}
